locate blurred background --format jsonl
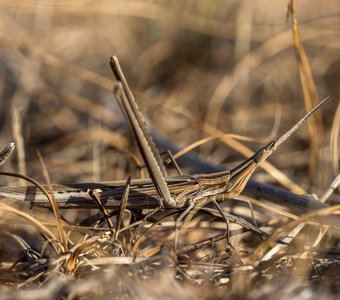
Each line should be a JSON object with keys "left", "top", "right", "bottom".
{"left": 0, "top": 0, "right": 339, "bottom": 194}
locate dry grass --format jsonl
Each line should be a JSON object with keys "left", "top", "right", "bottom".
{"left": 0, "top": 1, "right": 339, "bottom": 299}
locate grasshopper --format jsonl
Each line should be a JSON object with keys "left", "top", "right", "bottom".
{"left": 109, "top": 55, "right": 330, "bottom": 211}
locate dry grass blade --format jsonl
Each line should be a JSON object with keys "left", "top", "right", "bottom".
{"left": 177, "top": 231, "right": 230, "bottom": 255}
{"left": 115, "top": 176, "right": 131, "bottom": 240}
{"left": 168, "top": 134, "right": 255, "bottom": 163}
{"left": 88, "top": 189, "right": 115, "bottom": 234}
{"left": 37, "top": 151, "right": 68, "bottom": 252}
{"left": 66, "top": 236, "right": 105, "bottom": 274}
{"left": 320, "top": 174, "right": 340, "bottom": 203}
{"left": 238, "top": 194, "right": 298, "bottom": 220}
{"left": 330, "top": 102, "right": 340, "bottom": 175}
{"left": 289, "top": 0, "right": 324, "bottom": 175}
{"left": 200, "top": 206, "right": 268, "bottom": 237}
{"left": 11, "top": 110, "right": 26, "bottom": 185}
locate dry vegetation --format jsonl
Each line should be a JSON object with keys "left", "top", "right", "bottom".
{"left": 0, "top": 0, "right": 339, "bottom": 299}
